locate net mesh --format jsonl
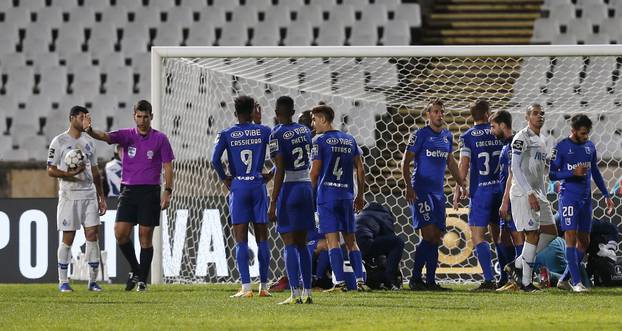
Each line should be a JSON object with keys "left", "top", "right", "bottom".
{"left": 157, "top": 53, "right": 622, "bottom": 284}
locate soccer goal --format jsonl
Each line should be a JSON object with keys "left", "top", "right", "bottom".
{"left": 150, "top": 45, "right": 622, "bottom": 284}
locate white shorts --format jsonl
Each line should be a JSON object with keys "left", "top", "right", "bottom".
{"left": 57, "top": 198, "right": 100, "bottom": 231}
{"left": 510, "top": 193, "right": 554, "bottom": 232}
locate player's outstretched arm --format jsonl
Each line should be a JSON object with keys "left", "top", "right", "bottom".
{"left": 82, "top": 114, "right": 111, "bottom": 143}
{"left": 91, "top": 165, "right": 107, "bottom": 215}
{"left": 268, "top": 154, "right": 285, "bottom": 222}
{"left": 354, "top": 155, "right": 366, "bottom": 213}
{"left": 401, "top": 151, "right": 416, "bottom": 205}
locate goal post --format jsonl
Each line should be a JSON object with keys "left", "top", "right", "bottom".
{"left": 150, "top": 45, "right": 622, "bottom": 285}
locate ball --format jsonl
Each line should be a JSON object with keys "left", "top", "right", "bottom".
{"left": 64, "top": 149, "right": 85, "bottom": 170}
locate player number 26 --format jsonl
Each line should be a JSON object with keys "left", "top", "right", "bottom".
{"left": 418, "top": 201, "right": 431, "bottom": 214}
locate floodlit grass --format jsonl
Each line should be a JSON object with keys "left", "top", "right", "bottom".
{"left": 2, "top": 283, "right": 622, "bottom": 330}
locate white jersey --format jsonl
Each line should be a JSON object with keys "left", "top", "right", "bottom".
{"left": 47, "top": 132, "right": 97, "bottom": 200}
{"left": 105, "top": 158, "right": 122, "bottom": 197}
{"left": 509, "top": 126, "right": 550, "bottom": 199}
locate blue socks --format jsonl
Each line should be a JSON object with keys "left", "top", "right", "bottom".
{"left": 566, "top": 246, "right": 581, "bottom": 286}
{"left": 235, "top": 241, "right": 250, "bottom": 284}
{"left": 316, "top": 250, "right": 330, "bottom": 280}
{"left": 257, "top": 240, "right": 270, "bottom": 284}
{"left": 412, "top": 240, "right": 432, "bottom": 282}
{"left": 284, "top": 245, "right": 300, "bottom": 290}
{"left": 349, "top": 250, "right": 364, "bottom": 280}
{"left": 475, "top": 242, "right": 494, "bottom": 282}
{"left": 426, "top": 242, "right": 439, "bottom": 284}
{"left": 328, "top": 248, "right": 345, "bottom": 282}
{"left": 495, "top": 243, "right": 508, "bottom": 283}
{"left": 297, "top": 245, "right": 312, "bottom": 290}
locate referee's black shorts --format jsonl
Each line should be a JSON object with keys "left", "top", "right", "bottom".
{"left": 116, "top": 185, "right": 161, "bottom": 227}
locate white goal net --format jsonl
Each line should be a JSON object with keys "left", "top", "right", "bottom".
{"left": 152, "top": 46, "right": 622, "bottom": 284}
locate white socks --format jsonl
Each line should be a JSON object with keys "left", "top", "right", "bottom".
{"left": 85, "top": 241, "right": 100, "bottom": 283}
{"left": 57, "top": 243, "right": 71, "bottom": 283}
{"left": 242, "top": 283, "right": 251, "bottom": 292}
{"left": 521, "top": 242, "right": 537, "bottom": 286}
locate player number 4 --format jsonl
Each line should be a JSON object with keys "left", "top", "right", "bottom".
{"left": 333, "top": 156, "right": 343, "bottom": 181}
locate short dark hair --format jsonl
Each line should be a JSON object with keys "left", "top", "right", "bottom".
{"left": 470, "top": 99, "right": 490, "bottom": 121}
{"left": 134, "top": 100, "right": 152, "bottom": 113}
{"left": 424, "top": 99, "right": 444, "bottom": 113}
{"left": 298, "top": 110, "right": 312, "bottom": 130}
{"left": 527, "top": 103, "right": 542, "bottom": 115}
{"left": 234, "top": 95, "right": 254, "bottom": 116}
{"left": 571, "top": 113, "right": 592, "bottom": 131}
{"left": 311, "top": 105, "right": 334, "bottom": 123}
{"left": 489, "top": 110, "right": 512, "bottom": 128}
{"left": 276, "top": 96, "right": 295, "bottom": 115}
{"left": 69, "top": 105, "right": 88, "bottom": 119}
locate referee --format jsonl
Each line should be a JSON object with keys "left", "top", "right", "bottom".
{"left": 83, "top": 100, "right": 174, "bottom": 291}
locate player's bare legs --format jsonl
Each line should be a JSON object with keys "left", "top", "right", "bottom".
{"left": 84, "top": 225, "right": 102, "bottom": 291}
{"left": 57, "top": 231, "right": 76, "bottom": 292}
{"left": 114, "top": 221, "right": 141, "bottom": 290}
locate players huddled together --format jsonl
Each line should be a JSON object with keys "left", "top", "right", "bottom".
{"left": 49, "top": 94, "right": 615, "bottom": 299}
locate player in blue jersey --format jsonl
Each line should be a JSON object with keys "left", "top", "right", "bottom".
{"left": 489, "top": 110, "right": 525, "bottom": 291}
{"left": 310, "top": 105, "right": 367, "bottom": 292}
{"left": 267, "top": 96, "right": 315, "bottom": 304}
{"left": 211, "top": 95, "right": 273, "bottom": 298}
{"left": 454, "top": 100, "right": 505, "bottom": 290}
{"left": 402, "top": 100, "right": 466, "bottom": 291}
{"left": 549, "top": 114, "right": 614, "bottom": 292}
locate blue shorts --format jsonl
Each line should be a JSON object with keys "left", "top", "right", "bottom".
{"left": 276, "top": 181, "right": 315, "bottom": 234}
{"left": 317, "top": 199, "right": 355, "bottom": 234}
{"left": 229, "top": 182, "right": 268, "bottom": 225}
{"left": 410, "top": 192, "right": 446, "bottom": 231}
{"left": 468, "top": 188, "right": 502, "bottom": 227}
{"left": 500, "top": 217, "right": 517, "bottom": 232}
{"left": 559, "top": 196, "right": 592, "bottom": 233}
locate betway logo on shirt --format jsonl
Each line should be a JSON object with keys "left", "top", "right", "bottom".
{"left": 567, "top": 161, "right": 591, "bottom": 171}
{"left": 426, "top": 149, "right": 449, "bottom": 158}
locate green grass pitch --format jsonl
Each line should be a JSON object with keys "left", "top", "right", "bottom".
{"left": 1, "top": 283, "right": 622, "bottom": 330}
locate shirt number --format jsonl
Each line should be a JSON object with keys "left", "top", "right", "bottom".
{"left": 477, "top": 150, "right": 501, "bottom": 176}
{"left": 240, "top": 149, "right": 253, "bottom": 174}
{"left": 292, "top": 145, "right": 311, "bottom": 169}
{"left": 332, "top": 156, "right": 343, "bottom": 181}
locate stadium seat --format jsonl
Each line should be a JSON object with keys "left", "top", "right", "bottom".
{"left": 548, "top": 4, "right": 576, "bottom": 24}
{"left": 4, "top": 66, "right": 35, "bottom": 104}
{"left": 87, "top": 22, "right": 118, "bottom": 54}
{"left": 342, "top": 0, "right": 371, "bottom": 11}
{"left": 22, "top": 23, "right": 53, "bottom": 58}
{"left": 261, "top": 6, "right": 292, "bottom": 27}
{"left": 186, "top": 21, "right": 216, "bottom": 45}
{"left": 243, "top": 0, "right": 272, "bottom": 10}
{"left": 81, "top": 0, "right": 112, "bottom": 12}
{"left": 307, "top": 0, "right": 337, "bottom": 8}
{"left": 55, "top": 25, "right": 84, "bottom": 59}
{"left": 293, "top": 5, "right": 324, "bottom": 27}
{"left": 273, "top": 0, "right": 305, "bottom": 9}
{"left": 103, "top": 65, "right": 133, "bottom": 99}
{"left": 31, "top": 52, "right": 60, "bottom": 72}
{"left": 166, "top": 7, "right": 193, "bottom": 28}
{"left": 531, "top": 18, "right": 560, "bottom": 44}
{"left": 362, "top": 58, "right": 399, "bottom": 87}
{"left": 584, "top": 33, "right": 611, "bottom": 44}
{"left": 2, "top": 149, "right": 30, "bottom": 161}
{"left": 67, "top": 6, "right": 96, "bottom": 28}
{"left": 132, "top": 6, "right": 163, "bottom": 29}
{"left": 0, "top": 135, "right": 13, "bottom": 158}
{"left": 149, "top": 0, "right": 176, "bottom": 11}
{"left": 375, "top": 0, "right": 401, "bottom": 10}
{"left": 348, "top": 22, "right": 378, "bottom": 46}
{"left": 152, "top": 22, "right": 185, "bottom": 46}
{"left": 393, "top": 3, "right": 422, "bottom": 27}
{"left": 98, "top": 5, "right": 130, "bottom": 28}
{"left": 64, "top": 52, "right": 93, "bottom": 73}
{"left": 196, "top": 6, "right": 226, "bottom": 27}
{"left": 18, "top": 0, "right": 46, "bottom": 13}
{"left": 283, "top": 21, "right": 313, "bottom": 46}
{"left": 564, "top": 18, "right": 594, "bottom": 42}
{"left": 121, "top": 24, "right": 150, "bottom": 55}
{"left": 38, "top": 66, "right": 68, "bottom": 97}
{"left": 36, "top": 7, "right": 64, "bottom": 28}
{"left": 316, "top": 20, "right": 346, "bottom": 45}
{"left": 229, "top": 6, "right": 260, "bottom": 25}
{"left": 3, "top": 7, "right": 30, "bottom": 31}
{"left": 2, "top": 52, "right": 26, "bottom": 69}
{"left": 577, "top": 3, "right": 609, "bottom": 23}
{"left": 298, "top": 58, "right": 331, "bottom": 93}
{"left": 600, "top": 18, "right": 622, "bottom": 41}
{"left": 359, "top": 4, "right": 389, "bottom": 28}
{"left": 552, "top": 33, "right": 578, "bottom": 44}
{"left": 251, "top": 22, "right": 281, "bottom": 46}
{"left": 70, "top": 64, "right": 100, "bottom": 100}
{"left": 327, "top": 5, "right": 355, "bottom": 26}
{"left": 582, "top": 56, "right": 617, "bottom": 98}
{"left": 180, "top": 0, "right": 209, "bottom": 12}
{"left": 217, "top": 22, "right": 249, "bottom": 46}
{"left": 547, "top": 57, "right": 583, "bottom": 106}
{"left": 381, "top": 19, "right": 410, "bottom": 45}
{"left": 210, "top": 0, "right": 240, "bottom": 12}
{"left": 98, "top": 52, "right": 126, "bottom": 72}
{"left": 511, "top": 57, "right": 550, "bottom": 104}
{"left": 334, "top": 64, "right": 366, "bottom": 95}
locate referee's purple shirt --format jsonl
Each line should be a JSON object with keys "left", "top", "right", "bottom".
{"left": 109, "top": 128, "right": 175, "bottom": 185}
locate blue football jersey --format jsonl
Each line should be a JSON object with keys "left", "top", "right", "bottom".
{"left": 405, "top": 126, "right": 453, "bottom": 195}
{"left": 269, "top": 123, "right": 313, "bottom": 172}
{"left": 550, "top": 138, "right": 609, "bottom": 200}
{"left": 211, "top": 123, "right": 272, "bottom": 183}
{"left": 498, "top": 136, "right": 513, "bottom": 193}
{"left": 459, "top": 123, "right": 504, "bottom": 196}
{"left": 312, "top": 130, "right": 361, "bottom": 203}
